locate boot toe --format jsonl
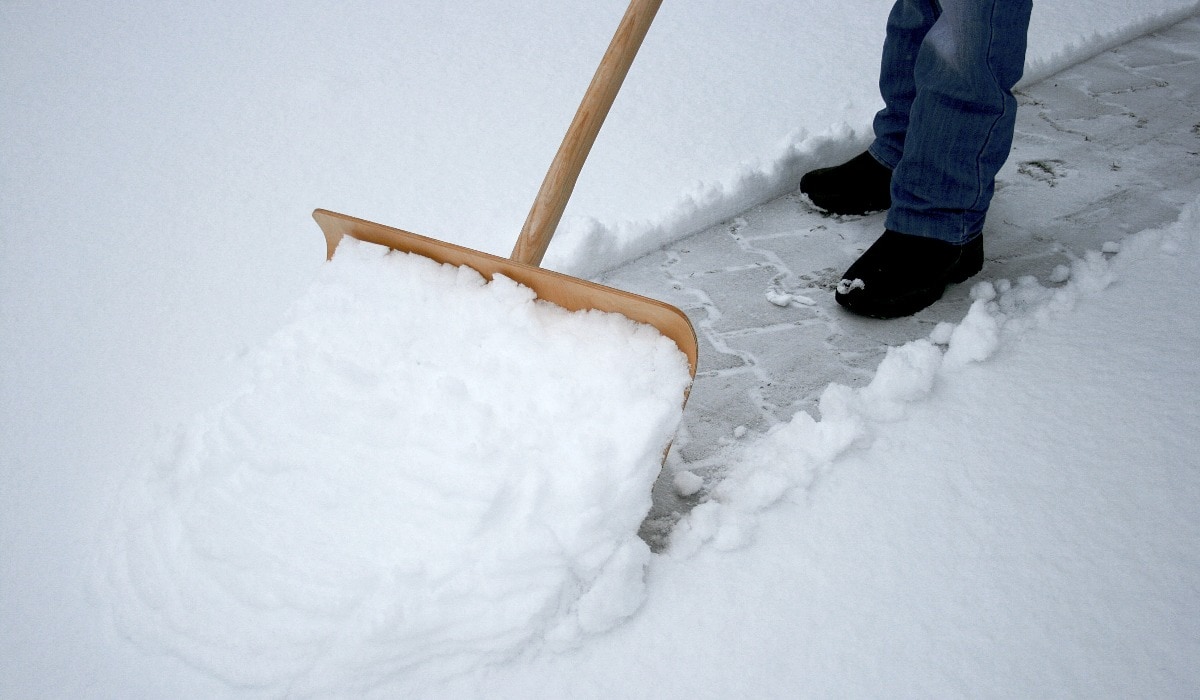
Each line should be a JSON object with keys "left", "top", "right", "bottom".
{"left": 835, "top": 230, "right": 984, "bottom": 318}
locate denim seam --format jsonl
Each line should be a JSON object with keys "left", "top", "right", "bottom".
{"left": 972, "top": 0, "right": 1011, "bottom": 226}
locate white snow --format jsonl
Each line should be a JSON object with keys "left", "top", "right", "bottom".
{"left": 764, "top": 290, "right": 793, "bottom": 307}
{"left": 672, "top": 470, "right": 705, "bottom": 498}
{"left": 102, "top": 238, "right": 689, "bottom": 694}
{"left": 3, "top": 0, "right": 1200, "bottom": 697}
{"left": 837, "top": 277, "right": 868, "bottom": 294}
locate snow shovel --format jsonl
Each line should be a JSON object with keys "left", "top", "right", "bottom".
{"left": 312, "top": 0, "right": 697, "bottom": 384}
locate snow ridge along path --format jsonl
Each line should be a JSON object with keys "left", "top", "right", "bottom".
{"left": 598, "top": 16, "right": 1200, "bottom": 546}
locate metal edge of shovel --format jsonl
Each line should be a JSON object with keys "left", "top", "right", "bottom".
{"left": 313, "top": 0, "right": 698, "bottom": 385}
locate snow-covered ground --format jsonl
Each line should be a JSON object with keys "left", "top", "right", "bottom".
{"left": 3, "top": 1, "right": 1199, "bottom": 697}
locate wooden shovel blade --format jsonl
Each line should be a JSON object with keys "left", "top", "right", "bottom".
{"left": 313, "top": 208, "right": 699, "bottom": 379}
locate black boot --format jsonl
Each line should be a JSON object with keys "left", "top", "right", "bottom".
{"left": 800, "top": 151, "right": 892, "bottom": 216}
{"left": 835, "top": 230, "right": 984, "bottom": 319}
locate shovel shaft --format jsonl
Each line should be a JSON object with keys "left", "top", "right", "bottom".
{"left": 510, "top": 0, "right": 663, "bottom": 266}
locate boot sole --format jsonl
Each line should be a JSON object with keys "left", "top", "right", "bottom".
{"left": 801, "top": 189, "right": 891, "bottom": 217}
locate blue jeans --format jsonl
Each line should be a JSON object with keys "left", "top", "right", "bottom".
{"left": 868, "top": 0, "right": 1033, "bottom": 244}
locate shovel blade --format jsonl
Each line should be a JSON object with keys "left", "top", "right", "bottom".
{"left": 313, "top": 209, "right": 698, "bottom": 378}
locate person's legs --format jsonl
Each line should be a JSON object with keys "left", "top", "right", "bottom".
{"left": 798, "top": 0, "right": 941, "bottom": 217}
{"left": 884, "top": 0, "right": 1033, "bottom": 244}
{"left": 836, "top": 0, "right": 1032, "bottom": 318}
{"left": 868, "top": 0, "right": 941, "bottom": 170}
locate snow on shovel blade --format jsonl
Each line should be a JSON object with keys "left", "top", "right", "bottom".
{"left": 314, "top": 208, "right": 698, "bottom": 382}
{"left": 105, "top": 219, "right": 696, "bottom": 690}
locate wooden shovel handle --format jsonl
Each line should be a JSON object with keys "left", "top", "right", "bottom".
{"left": 510, "top": 0, "right": 663, "bottom": 267}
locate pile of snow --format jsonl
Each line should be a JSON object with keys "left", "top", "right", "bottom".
{"left": 101, "top": 238, "right": 690, "bottom": 694}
